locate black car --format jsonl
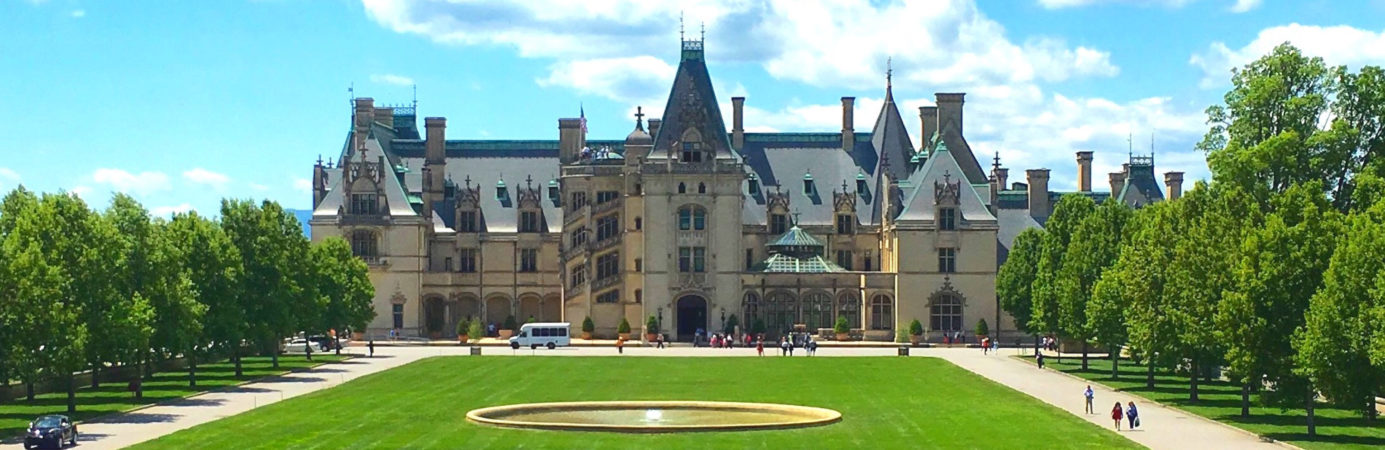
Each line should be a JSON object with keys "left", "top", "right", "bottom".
{"left": 24, "top": 415, "right": 77, "bottom": 449}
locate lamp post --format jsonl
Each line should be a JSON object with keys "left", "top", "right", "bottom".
{"left": 720, "top": 308, "right": 726, "bottom": 333}
{"left": 657, "top": 306, "right": 663, "bottom": 336}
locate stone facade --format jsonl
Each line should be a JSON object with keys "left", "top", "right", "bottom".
{"left": 307, "top": 37, "right": 1069, "bottom": 343}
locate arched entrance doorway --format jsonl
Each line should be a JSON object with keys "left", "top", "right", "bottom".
{"left": 676, "top": 295, "right": 707, "bottom": 341}
{"left": 423, "top": 296, "right": 447, "bottom": 338}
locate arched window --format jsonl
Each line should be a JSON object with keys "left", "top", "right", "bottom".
{"left": 678, "top": 182, "right": 687, "bottom": 194}
{"left": 677, "top": 205, "right": 707, "bottom": 231}
{"left": 698, "top": 182, "right": 706, "bottom": 194}
{"left": 766, "top": 291, "right": 797, "bottom": 336}
{"left": 869, "top": 294, "right": 893, "bottom": 330}
{"left": 742, "top": 292, "right": 761, "bottom": 330}
{"left": 350, "top": 230, "right": 378, "bottom": 262}
{"left": 837, "top": 293, "right": 860, "bottom": 330}
{"left": 930, "top": 294, "right": 963, "bottom": 332}
{"left": 802, "top": 292, "right": 832, "bottom": 330}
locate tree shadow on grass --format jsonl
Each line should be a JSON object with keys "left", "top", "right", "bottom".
{"left": 1263, "top": 432, "right": 1385, "bottom": 447}
{"left": 87, "top": 412, "right": 180, "bottom": 425}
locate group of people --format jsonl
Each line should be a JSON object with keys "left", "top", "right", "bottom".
{"left": 979, "top": 337, "right": 999, "bottom": 354}
{"left": 1085, "top": 385, "right": 1140, "bottom": 430}
{"left": 767, "top": 336, "right": 817, "bottom": 356}
{"left": 1041, "top": 335, "right": 1059, "bottom": 352}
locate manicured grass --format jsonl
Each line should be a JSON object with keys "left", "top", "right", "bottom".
{"left": 1, "top": 355, "right": 346, "bottom": 437}
{"left": 1018, "top": 355, "right": 1385, "bottom": 449}
{"left": 137, "top": 356, "right": 1136, "bottom": 449}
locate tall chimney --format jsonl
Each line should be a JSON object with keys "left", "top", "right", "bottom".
{"left": 731, "top": 97, "right": 745, "bottom": 151}
{"left": 841, "top": 97, "right": 855, "bottom": 152}
{"left": 1164, "top": 171, "right": 1184, "bottom": 201}
{"left": 648, "top": 118, "right": 661, "bottom": 142}
{"left": 935, "top": 93, "right": 965, "bottom": 135}
{"left": 919, "top": 106, "right": 938, "bottom": 152}
{"left": 558, "top": 118, "right": 583, "bottom": 164}
{"left": 312, "top": 161, "right": 326, "bottom": 208}
{"left": 1026, "top": 169, "right": 1051, "bottom": 219}
{"left": 424, "top": 117, "right": 447, "bottom": 216}
{"left": 993, "top": 168, "right": 1009, "bottom": 192}
{"left": 1076, "top": 151, "right": 1093, "bottom": 192}
{"left": 1109, "top": 172, "right": 1127, "bottom": 196}
{"left": 352, "top": 98, "right": 374, "bottom": 152}
{"left": 375, "top": 107, "right": 394, "bottom": 129}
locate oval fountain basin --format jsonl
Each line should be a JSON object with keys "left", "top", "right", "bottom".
{"left": 466, "top": 401, "right": 841, "bottom": 433}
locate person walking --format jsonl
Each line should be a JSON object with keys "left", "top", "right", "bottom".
{"left": 1111, "top": 402, "right": 1124, "bottom": 430}
{"left": 1126, "top": 401, "right": 1139, "bottom": 429}
{"left": 656, "top": 333, "right": 665, "bottom": 349}
{"left": 1084, "top": 386, "right": 1095, "bottom": 414}
{"left": 617, "top": 338, "right": 624, "bottom": 355}
{"left": 368, "top": 339, "right": 375, "bottom": 358}
{"left": 982, "top": 337, "right": 990, "bottom": 355}
{"left": 1036, "top": 351, "right": 1045, "bottom": 369}
{"left": 807, "top": 338, "right": 817, "bottom": 356}
{"left": 756, "top": 338, "right": 764, "bottom": 356}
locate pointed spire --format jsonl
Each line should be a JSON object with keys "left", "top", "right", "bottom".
{"left": 635, "top": 106, "right": 645, "bottom": 131}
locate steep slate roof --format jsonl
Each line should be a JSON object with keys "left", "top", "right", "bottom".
{"left": 932, "top": 106, "right": 989, "bottom": 185}
{"left": 312, "top": 134, "right": 416, "bottom": 218}
{"left": 738, "top": 132, "right": 882, "bottom": 227}
{"left": 647, "top": 41, "right": 737, "bottom": 161}
{"left": 872, "top": 83, "right": 915, "bottom": 182}
{"left": 897, "top": 141, "right": 996, "bottom": 224}
{"left": 1116, "top": 158, "right": 1164, "bottom": 207}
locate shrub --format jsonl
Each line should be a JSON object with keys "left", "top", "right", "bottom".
{"left": 503, "top": 315, "right": 518, "bottom": 330}
{"left": 526, "top": 315, "right": 536, "bottom": 325}
{"left": 909, "top": 319, "right": 924, "bottom": 336}
{"left": 724, "top": 314, "right": 739, "bottom": 334}
{"left": 582, "top": 316, "right": 595, "bottom": 333}
{"left": 895, "top": 328, "right": 909, "bottom": 343}
{"left": 834, "top": 316, "right": 850, "bottom": 334}
{"left": 457, "top": 319, "right": 471, "bottom": 336}
{"left": 617, "top": 318, "right": 632, "bottom": 334}
{"left": 975, "top": 319, "right": 989, "bottom": 336}
{"left": 646, "top": 315, "right": 659, "bottom": 335}
{"left": 467, "top": 320, "right": 483, "bottom": 340}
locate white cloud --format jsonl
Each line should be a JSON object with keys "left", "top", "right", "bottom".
{"left": 293, "top": 178, "right": 312, "bottom": 193}
{"left": 182, "top": 168, "right": 231, "bottom": 191}
{"left": 150, "top": 203, "right": 194, "bottom": 218}
{"left": 1037, "top": 0, "right": 1196, "bottom": 8}
{"left": 1228, "top": 0, "right": 1261, "bottom": 13}
{"left": 248, "top": 182, "right": 270, "bottom": 192}
{"left": 0, "top": 167, "right": 19, "bottom": 188}
{"left": 1191, "top": 24, "right": 1385, "bottom": 88}
{"left": 370, "top": 73, "right": 415, "bottom": 86}
{"left": 91, "top": 169, "right": 171, "bottom": 195}
{"left": 537, "top": 56, "right": 675, "bottom": 104}
{"left": 70, "top": 9, "right": 84, "bottom": 18}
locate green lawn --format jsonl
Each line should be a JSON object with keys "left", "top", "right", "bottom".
{"left": 1, "top": 355, "right": 346, "bottom": 437}
{"left": 137, "top": 356, "right": 1135, "bottom": 449}
{"left": 1018, "top": 355, "right": 1385, "bottom": 449}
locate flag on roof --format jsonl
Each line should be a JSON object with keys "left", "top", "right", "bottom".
{"left": 580, "top": 104, "right": 587, "bottom": 134}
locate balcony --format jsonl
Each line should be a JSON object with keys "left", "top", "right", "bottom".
{"left": 339, "top": 214, "right": 390, "bottom": 226}
{"left": 591, "top": 274, "right": 621, "bottom": 291}
{"left": 591, "top": 198, "right": 621, "bottom": 216}
{"left": 563, "top": 204, "right": 590, "bottom": 226}
{"left": 591, "top": 235, "right": 621, "bottom": 253}
{"left": 562, "top": 242, "right": 590, "bottom": 261}
{"left": 358, "top": 255, "right": 386, "bottom": 266}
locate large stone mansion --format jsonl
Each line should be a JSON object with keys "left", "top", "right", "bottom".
{"left": 308, "top": 37, "right": 1184, "bottom": 342}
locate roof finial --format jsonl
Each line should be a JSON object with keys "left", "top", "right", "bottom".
{"left": 1127, "top": 132, "right": 1133, "bottom": 160}
{"left": 412, "top": 83, "right": 418, "bottom": 111}
{"left": 791, "top": 209, "right": 801, "bottom": 226}
{"left": 526, "top": 174, "right": 533, "bottom": 188}
{"left": 635, "top": 106, "right": 645, "bottom": 129}
{"left": 680, "top": 12, "right": 685, "bottom": 41}
{"left": 992, "top": 151, "right": 1001, "bottom": 171}
{"left": 886, "top": 57, "right": 893, "bottom": 88}
{"left": 700, "top": 21, "right": 705, "bottom": 42}
{"left": 317, "top": 154, "right": 323, "bottom": 165}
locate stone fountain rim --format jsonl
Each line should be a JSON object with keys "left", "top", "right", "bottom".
{"left": 465, "top": 400, "right": 842, "bottom": 433}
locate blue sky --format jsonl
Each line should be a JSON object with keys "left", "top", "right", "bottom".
{"left": 2, "top": 0, "right": 1384, "bottom": 216}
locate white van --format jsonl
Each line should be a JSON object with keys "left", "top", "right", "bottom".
{"left": 509, "top": 322, "right": 572, "bottom": 349}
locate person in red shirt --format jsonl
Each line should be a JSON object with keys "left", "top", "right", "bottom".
{"left": 1111, "top": 402, "right": 1124, "bottom": 430}
{"left": 756, "top": 339, "right": 764, "bottom": 356}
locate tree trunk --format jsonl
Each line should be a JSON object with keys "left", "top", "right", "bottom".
{"left": 66, "top": 375, "right": 76, "bottom": 413}
{"left": 1034, "top": 336, "right": 1040, "bottom": 357}
{"left": 188, "top": 355, "right": 197, "bottom": 388}
{"left": 1081, "top": 341, "right": 1089, "bottom": 371}
{"left": 91, "top": 363, "right": 99, "bottom": 389}
{"left": 1241, "top": 383, "right": 1250, "bottom": 417}
{"left": 1111, "top": 351, "right": 1119, "bottom": 380}
{"left": 1305, "top": 387, "right": 1316, "bottom": 436}
{"left": 234, "top": 349, "right": 243, "bottom": 377}
{"left": 1189, "top": 359, "right": 1200, "bottom": 402}
{"left": 26, "top": 382, "right": 35, "bottom": 401}
{"left": 1146, "top": 357, "right": 1155, "bottom": 389}
{"left": 272, "top": 347, "right": 280, "bottom": 369}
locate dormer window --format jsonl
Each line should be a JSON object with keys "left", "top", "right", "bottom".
{"left": 856, "top": 173, "right": 867, "bottom": 193}
{"left": 519, "top": 211, "right": 541, "bottom": 233}
{"left": 939, "top": 207, "right": 957, "bottom": 231}
{"left": 495, "top": 180, "right": 507, "bottom": 200}
{"left": 836, "top": 214, "right": 854, "bottom": 234}
{"left": 803, "top": 174, "right": 815, "bottom": 196}
{"left": 770, "top": 213, "right": 787, "bottom": 235}
{"left": 459, "top": 210, "right": 478, "bottom": 232}
{"left": 547, "top": 180, "right": 559, "bottom": 203}
{"left": 680, "top": 141, "right": 704, "bottom": 163}
{"left": 349, "top": 193, "right": 377, "bottom": 215}
{"left": 748, "top": 174, "right": 760, "bottom": 195}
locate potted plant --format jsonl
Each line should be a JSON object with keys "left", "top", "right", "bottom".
{"left": 645, "top": 315, "right": 660, "bottom": 342}
{"left": 617, "top": 317, "right": 632, "bottom": 341}
{"left": 724, "top": 314, "right": 739, "bottom": 336}
{"left": 975, "top": 318, "right": 989, "bottom": 341}
{"left": 834, "top": 316, "right": 850, "bottom": 341}
{"left": 457, "top": 319, "right": 471, "bottom": 344}
{"left": 895, "top": 328, "right": 910, "bottom": 343}
{"left": 468, "top": 321, "right": 483, "bottom": 345}
{"left": 581, "top": 316, "right": 595, "bottom": 340}
{"left": 499, "top": 315, "right": 518, "bottom": 339}
{"left": 908, "top": 319, "right": 924, "bottom": 346}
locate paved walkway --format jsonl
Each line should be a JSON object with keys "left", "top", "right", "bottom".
{"left": 919, "top": 347, "right": 1289, "bottom": 450}
{"left": 1, "top": 345, "right": 1287, "bottom": 449}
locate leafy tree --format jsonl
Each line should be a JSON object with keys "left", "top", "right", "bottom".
{"left": 998, "top": 228, "right": 1043, "bottom": 336}
{"left": 168, "top": 211, "right": 243, "bottom": 379}
{"left": 1118, "top": 201, "right": 1183, "bottom": 388}
{"left": 1058, "top": 198, "right": 1132, "bottom": 369}
{"left": 310, "top": 237, "right": 375, "bottom": 355}
{"left": 1030, "top": 195, "right": 1096, "bottom": 359}
{"left": 105, "top": 194, "right": 184, "bottom": 396}
{"left": 221, "top": 199, "right": 306, "bottom": 369}
{"left": 0, "top": 187, "right": 39, "bottom": 402}
{"left": 1295, "top": 209, "right": 1385, "bottom": 427}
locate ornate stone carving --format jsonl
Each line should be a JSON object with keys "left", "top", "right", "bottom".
{"left": 935, "top": 171, "right": 961, "bottom": 206}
